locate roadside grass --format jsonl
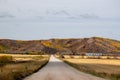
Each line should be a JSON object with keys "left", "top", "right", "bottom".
{"left": 0, "top": 55, "right": 13, "bottom": 66}
{"left": 58, "top": 55, "right": 120, "bottom": 59}
{"left": 0, "top": 54, "right": 49, "bottom": 80}
{"left": 58, "top": 55, "right": 120, "bottom": 80}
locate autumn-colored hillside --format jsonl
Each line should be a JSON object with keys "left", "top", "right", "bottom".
{"left": 0, "top": 37, "right": 120, "bottom": 54}
{"left": 52, "top": 37, "right": 120, "bottom": 53}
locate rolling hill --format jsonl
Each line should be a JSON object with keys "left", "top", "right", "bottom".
{"left": 0, "top": 37, "right": 120, "bottom": 54}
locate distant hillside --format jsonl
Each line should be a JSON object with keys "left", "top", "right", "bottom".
{"left": 0, "top": 37, "right": 120, "bottom": 54}
{"left": 50, "top": 37, "right": 120, "bottom": 54}
{"left": 0, "top": 39, "right": 56, "bottom": 54}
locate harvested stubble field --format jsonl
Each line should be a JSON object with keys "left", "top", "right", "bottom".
{"left": 62, "top": 55, "right": 120, "bottom": 80}
{"left": 0, "top": 54, "right": 49, "bottom": 80}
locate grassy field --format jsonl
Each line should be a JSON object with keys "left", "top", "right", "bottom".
{"left": 58, "top": 55, "right": 120, "bottom": 80}
{"left": 59, "top": 55, "right": 120, "bottom": 59}
{"left": 0, "top": 54, "right": 49, "bottom": 80}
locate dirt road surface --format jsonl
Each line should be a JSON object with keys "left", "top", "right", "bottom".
{"left": 23, "top": 55, "right": 106, "bottom": 80}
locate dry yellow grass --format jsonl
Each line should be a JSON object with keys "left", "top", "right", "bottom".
{"left": 0, "top": 53, "right": 49, "bottom": 57}
{"left": 61, "top": 55, "right": 120, "bottom": 59}
{"left": 62, "top": 55, "right": 120, "bottom": 80}
{"left": 0, "top": 53, "right": 49, "bottom": 61}
{"left": 64, "top": 58, "right": 120, "bottom": 73}
{"left": 0, "top": 54, "right": 49, "bottom": 80}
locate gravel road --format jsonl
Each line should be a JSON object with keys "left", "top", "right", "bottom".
{"left": 23, "top": 55, "right": 106, "bottom": 80}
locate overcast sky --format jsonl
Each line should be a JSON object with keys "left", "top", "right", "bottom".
{"left": 0, "top": 0, "right": 120, "bottom": 40}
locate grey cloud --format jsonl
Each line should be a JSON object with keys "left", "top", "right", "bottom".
{"left": 0, "top": 12, "right": 14, "bottom": 18}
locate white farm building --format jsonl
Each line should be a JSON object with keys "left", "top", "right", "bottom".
{"left": 85, "top": 53, "right": 103, "bottom": 56}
